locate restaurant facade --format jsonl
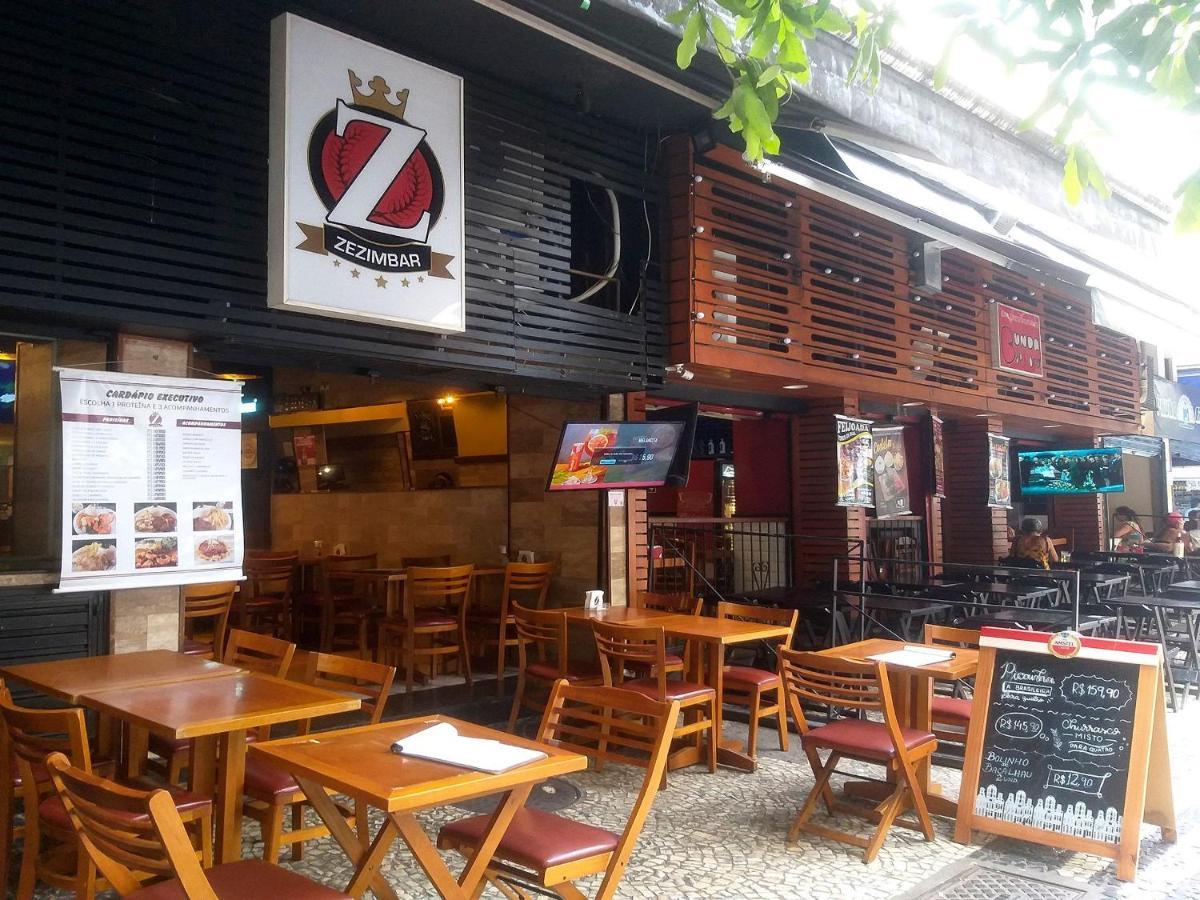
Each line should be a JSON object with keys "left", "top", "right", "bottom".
{"left": 0, "top": 0, "right": 1150, "bottom": 669}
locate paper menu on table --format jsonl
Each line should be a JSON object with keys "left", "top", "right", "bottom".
{"left": 391, "top": 722, "right": 546, "bottom": 773}
{"left": 867, "top": 646, "right": 956, "bottom": 668}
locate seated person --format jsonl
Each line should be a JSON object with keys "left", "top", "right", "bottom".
{"left": 1146, "top": 510, "right": 1193, "bottom": 553}
{"left": 1112, "top": 506, "right": 1145, "bottom": 552}
{"left": 1009, "top": 517, "right": 1059, "bottom": 569}
{"left": 1186, "top": 510, "right": 1200, "bottom": 550}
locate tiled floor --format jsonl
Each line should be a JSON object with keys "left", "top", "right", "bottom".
{"left": 12, "top": 695, "right": 1199, "bottom": 899}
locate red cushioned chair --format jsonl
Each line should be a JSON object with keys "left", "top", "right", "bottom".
{"left": 181, "top": 582, "right": 235, "bottom": 659}
{"left": 778, "top": 646, "right": 937, "bottom": 863}
{"left": 377, "top": 564, "right": 474, "bottom": 692}
{"left": 439, "top": 679, "right": 679, "bottom": 900}
{"left": 507, "top": 603, "right": 602, "bottom": 732}
{"left": 242, "top": 652, "right": 394, "bottom": 863}
{"left": 625, "top": 591, "right": 702, "bottom": 677}
{"left": 716, "top": 601, "right": 799, "bottom": 758}
{"left": 592, "top": 619, "right": 717, "bottom": 783}
{"left": 46, "top": 752, "right": 349, "bottom": 899}
{"left": 471, "top": 561, "right": 555, "bottom": 684}
{"left": 923, "top": 624, "right": 980, "bottom": 745}
{"left": 1, "top": 698, "right": 211, "bottom": 899}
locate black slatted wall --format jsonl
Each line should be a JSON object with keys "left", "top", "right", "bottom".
{"left": 0, "top": 0, "right": 664, "bottom": 392}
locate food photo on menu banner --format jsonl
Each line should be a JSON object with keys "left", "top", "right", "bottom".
{"left": 71, "top": 503, "right": 116, "bottom": 535}
{"left": 71, "top": 539, "right": 117, "bottom": 573}
{"left": 193, "top": 501, "right": 234, "bottom": 531}
{"left": 134, "top": 537, "right": 179, "bottom": 569}
{"left": 133, "top": 502, "right": 178, "bottom": 533}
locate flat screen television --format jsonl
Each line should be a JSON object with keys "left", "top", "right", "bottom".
{"left": 546, "top": 421, "right": 685, "bottom": 491}
{"left": 0, "top": 360, "right": 14, "bottom": 424}
{"left": 1017, "top": 447, "right": 1125, "bottom": 495}
{"left": 645, "top": 403, "right": 698, "bottom": 486}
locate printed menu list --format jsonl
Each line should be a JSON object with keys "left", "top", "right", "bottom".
{"left": 57, "top": 369, "right": 245, "bottom": 592}
{"left": 973, "top": 649, "right": 1137, "bottom": 845}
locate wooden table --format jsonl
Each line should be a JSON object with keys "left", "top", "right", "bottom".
{"left": 250, "top": 715, "right": 587, "bottom": 900}
{"left": 0, "top": 649, "right": 234, "bottom": 703}
{"left": 820, "top": 638, "right": 979, "bottom": 818}
{"left": 562, "top": 606, "right": 792, "bottom": 772}
{"left": 353, "top": 566, "right": 507, "bottom": 617}
{"left": 80, "top": 671, "right": 361, "bottom": 864}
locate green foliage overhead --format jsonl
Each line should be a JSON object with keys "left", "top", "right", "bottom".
{"left": 666, "top": 0, "right": 1200, "bottom": 231}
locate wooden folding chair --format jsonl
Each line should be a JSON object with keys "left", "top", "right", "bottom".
{"left": 923, "top": 624, "right": 980, "bottom": 745}
{"left": 439, "top": 680, "right": 679, "bottom": 900}
{"left": 473, "top": 561, "right": 555, "bottom": 684}
{"left": 507, "top": 603, "right": 602, "bottom": 732}
{"left": 716, "top": 601, "right": 799, "bottom": 758}
{"left": 243, "top": 653, "right": 395, "bottom": 863}
{"left": 153, "top": 629, "right": 296, "bottom": 785}
{"left": 778, "top": 647, "right": 937, "bottom": 863}
{"left": 1, "top": 697, "right": 211, "bottom": 899}
{"left": 377, "top": 564, "right": 475, "bottom": 692}
{"left": 45, "top": 752, "right": 350, "bottom": 899}
{"left": 592, "top": 619, "right": 717, "bottom": 782}
{"left": 181, "top": 581, "right": 235, "bottom": 658}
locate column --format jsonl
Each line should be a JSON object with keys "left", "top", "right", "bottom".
{"left": 941, "top": 416, "right": 1010, "bottom": 565}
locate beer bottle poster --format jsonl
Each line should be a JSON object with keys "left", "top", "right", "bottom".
{"left": 931, "top": 414, "right": 946, "bottom": 499}
{"left": 988, "top": 433, "right": 1013, "bottom": 509}
{"left": 871, "top": 425, "right": 911, "bottom": 518}
{"left": 835, "top": 416, "right": 874, "bottom": 507}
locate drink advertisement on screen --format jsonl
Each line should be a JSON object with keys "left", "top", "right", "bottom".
{"left": 56, "top": 369, "right": 245, "bottom": 592}
{"left": 546, "top": 422, "right": 684, "bottom": 491}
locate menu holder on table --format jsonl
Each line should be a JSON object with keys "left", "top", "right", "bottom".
{"left": 391, "top": 722, "right": 546, "bottom": 773}
{"left": 867, "top": 646, "right": 956, "bottom": 667}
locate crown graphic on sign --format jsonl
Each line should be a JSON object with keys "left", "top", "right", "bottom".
{"left": 348, "top": 69, "right": 409, "bottom": 118}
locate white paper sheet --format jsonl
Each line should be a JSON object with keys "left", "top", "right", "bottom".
{"left": 867, "top": 646, "right": 957, "bottom": 668}
{"left": 391, "top": 722, "right": 546, "bottom": 773}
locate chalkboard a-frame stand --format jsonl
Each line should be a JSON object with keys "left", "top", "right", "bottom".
{"left": 955, "top": 627, "right": 1175, "bottom": 881}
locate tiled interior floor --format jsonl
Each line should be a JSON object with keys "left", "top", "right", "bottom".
{"left": 12, "top": 696, "right": 1199, "bottom": 899}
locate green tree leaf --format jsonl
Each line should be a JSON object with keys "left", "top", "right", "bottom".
{"left": 1062, "top": 147, "right": 1084, "bottom": 205}
{"left": 677, "top": 8, "right": 704, "bottom": 69}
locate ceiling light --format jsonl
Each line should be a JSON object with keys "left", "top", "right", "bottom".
{"left": 1043, "top": 425, "right": 1062, "bottom": 429}
{"left": 901, "top": 401, "right": 924, "bottom": 407}
{"left": 782, "top": 384, "right": 807, "bottom": 390}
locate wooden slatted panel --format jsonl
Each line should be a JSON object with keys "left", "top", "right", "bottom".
{"left": 941, "top": 420, "right": 1010, "bottom": 565}
{"left": 0, "top": 0, "right": 664, "bottom": 393}
{"left": 667, "top": 141, "right": 1140, "bottom": 429}
{"left": 624, "top": 392, "right": 650, "bottom": 596}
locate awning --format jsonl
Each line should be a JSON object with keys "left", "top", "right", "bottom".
{"left": 1102, "top": 435, "right": 1164, "bottom": 457}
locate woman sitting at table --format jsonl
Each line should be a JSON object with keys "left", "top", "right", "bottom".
{"left": 1112, "top": 506, "right": 1145, "bottom": 552}
{"left": 1187, "top": 510, "right": 1200, "bottom": 549}
{"left": 1146, "top": 510, "right": 1193, "bottom": 554}
{"left": 1009, "top": 517, "right": 1059, "bottom": 569}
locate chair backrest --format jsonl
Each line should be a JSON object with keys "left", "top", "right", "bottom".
{"left": 592, "top": 620, "right": 668, "bottom": 697}
{"left": 923, "top": 624, "right": 980, "bottom": 649}
{"left": 501, "top": 561, "right": 554, "bottom": 612}
{"left": 512, "top": 603, "right": 568, "bottom": 673}
{"left": 320, "top": 553, "right": 379, "bottom": 597}
{"left": 0, "top": 695, "right": 92, "bottom": 812}
{"left": 46, "top": 753, "right": 218, "bottom": 898}
{"left": 635, "top": 591, "right": 702, "bottom": 615}
{"left": 777, "top": 647, "right": 895, "bottom": 731}
{"left": 717, "top": 601, "right": 798, "bottom": 645}
{"left": 222, "top": 628, "right": 296, "bottom": 677}
{"left": 538, "top": 680, "right": 679, "bottom": 900}
{"left": 305, "top": 652, "right": 395, "bottom": 725}
{"left": 404, "top": 564, "right": 475, "bottom": 619}
{"left": 242, "top": 556, "right": 296, "bottom": 599}
{"left": 182, "top": 582, "right": 235, "bottom": 654}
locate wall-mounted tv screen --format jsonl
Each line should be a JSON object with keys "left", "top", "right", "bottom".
{"left": 1017, "top": 447, "right": 1125, "bottom": 495}
{"left": 547, "top": 422, "right": 685, "bottom": 491}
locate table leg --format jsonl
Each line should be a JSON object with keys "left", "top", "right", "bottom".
{"left": 1154, "top": 608, "right": 1179, "bottom": 713}
{"left": 189, "top": 736, "right": 217, "bottom": 795}
{"left": 215, "top": 730, "right": 247, "bottom": 864}
{"left": 295, "top": 776, "right": 398, "bottom": 900}
{"left": 125, "top": 725, "right": 148, "bottom": 779}
{"left": 454, "top": 784, "right": 533, "bottom": 894}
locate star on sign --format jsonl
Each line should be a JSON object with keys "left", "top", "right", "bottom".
{"left": 401, "top": 278, "right": 410, "bottom": 288}
{"left": 350, "top": 268, "right": 360, "bottom": 279}
{"left": 332, "top": 259, "right": 341, "bottom": 267}
{"left": 418, "top": 275, "right": 425, "bottom": 283}
{"left": 375, "top": 275, "right": 388, "bottom": 288}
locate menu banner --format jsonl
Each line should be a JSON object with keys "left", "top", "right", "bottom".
{"left": 988, "top": 433, "right": 1013, "bottom": 509}
{"left": 871, "top": 425, "right": 911, "bottom": 518}
{"left": 57, "top": 369, "right": 245, "bottom": 592}
{"left": 931, "top": 414, "right": 946, "bottom": 499}
{"left": 835, "top": 416, "right": 874, "bottom": 508}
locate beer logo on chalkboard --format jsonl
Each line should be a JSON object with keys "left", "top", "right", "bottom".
{"left": 297, "top": 71, "right": 452, "bottom": 279}
{"left": 1047, "top": 630, "right": 1083, "bottom": 659}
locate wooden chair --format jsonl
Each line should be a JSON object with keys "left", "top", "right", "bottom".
{"left": 401, "top": 554, "right": 451, "bottom": 568}
{"left": 153, "top": 629, "right": 296, "bottom": 785}
{"left": 313, "top": 553, "right": 380, "bottom": 656}
{"left": 439, "top": 680, "right": 679, "bottom": 900}
{"left": 592, "top": 619, "right": 717, "bottom": 782}
{"left": 242, "top": 653, "right": 395, "bottom": 863}
{"left": 0, "top": 697, "right": 211, "bottom": 899}
{"left": 777, "top": 647, "right": 937, "bottom": 863}
{"left": 472, "top": 561, "right": 554, "bottom": 684}
{"left": 377, "top": 564, "right": 475, "bottom": 692}
{"left": 924, "top": 624, "right": 980, "bottom": 745}
{"left": 716, "top": 601, "right": 799, "bottom": 758}
{"left": 507, "top": 603, "right": 602, "bottom": 731}
{"left": 0, "top": 678, "right": 16, "bottom": 895}
{"left": 238, "top": 554, "right": 298, "bottom": 638}
{"left": 628, "top": 591, "right": 703, "bottom": 677}
{"left": 44, "top": 752, "right": 350, "bottom": 899}
{"left": 181, "top": 582, "right": 235, "bottom": 658}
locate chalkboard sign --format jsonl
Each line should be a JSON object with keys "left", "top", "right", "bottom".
{"left": 956, "top": 628, "right": 1176, "bottom": 882}
{"left": 974, "top": 650, "right": 1134, "bottom": 844}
